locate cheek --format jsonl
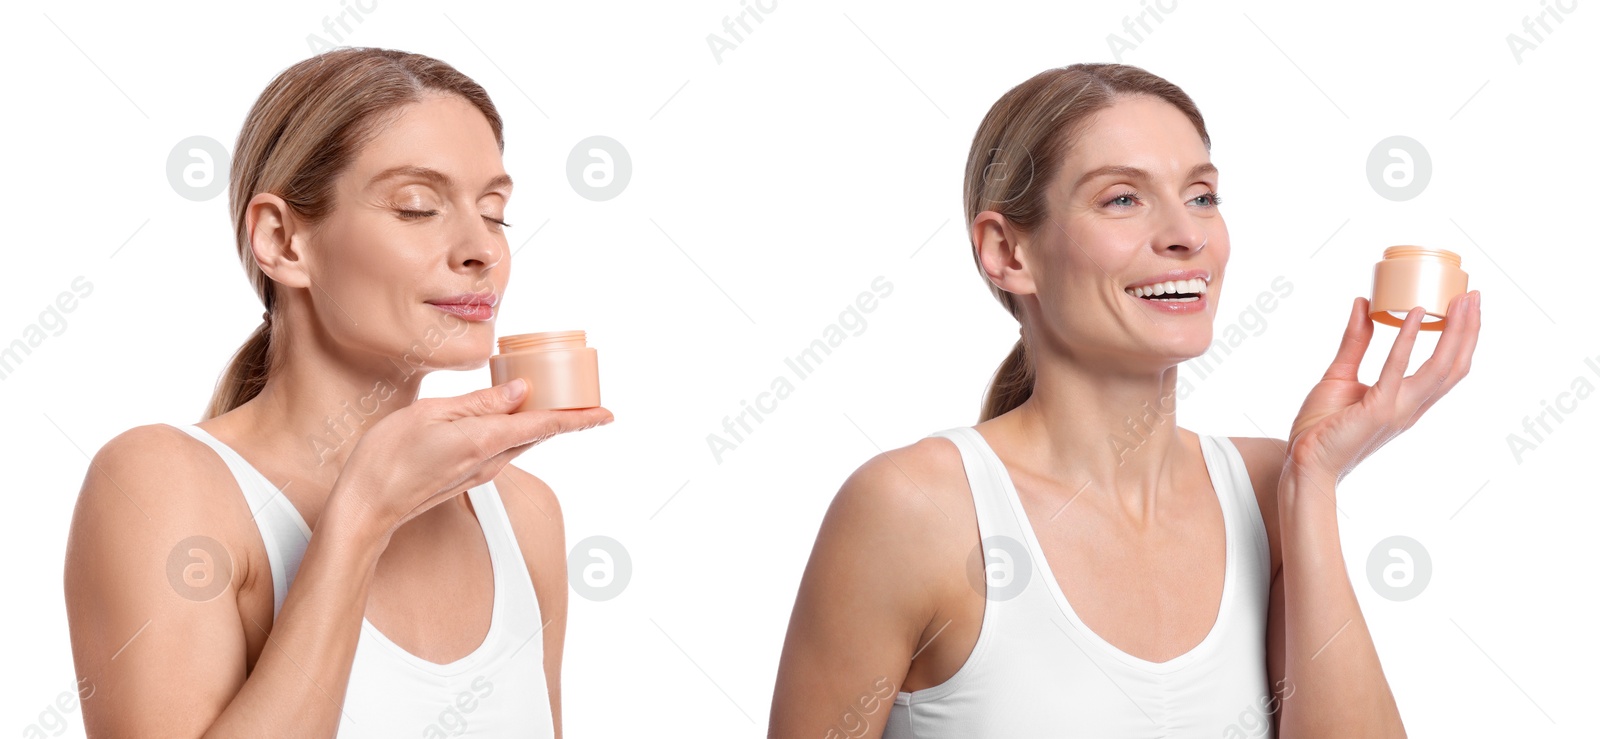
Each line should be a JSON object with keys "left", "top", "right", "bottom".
{"left": 312, "top": 220, "right": 425, "bottom": 309}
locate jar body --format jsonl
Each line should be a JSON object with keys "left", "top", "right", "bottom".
{"left": 1370, "top": 246, "right": 1468, "bottom": 331}
{"left": 489, "top": 332, "right": 601, "bottom": 411}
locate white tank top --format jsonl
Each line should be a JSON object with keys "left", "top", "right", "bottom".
{"left": 884, "top": 426, "right": 1275, "bottom": 738}
{"left": 176, "top": 424, "right": 555, "bottom": 738}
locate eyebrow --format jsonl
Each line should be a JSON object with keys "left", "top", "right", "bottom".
{"left": 366, "top": 165, "right": 513, "bottom": 196}
{"left": 1072, "top": 162, "right": 1218, "bottom": 192}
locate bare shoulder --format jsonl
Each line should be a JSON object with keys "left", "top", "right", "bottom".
{"left": 771, "top": 431, "right": 980, "bottom": 726}
{"left": 811, "top": 433, "right": 979, "bottom": 618}
{"left": 67, "top": 422, "right": 257, "bottom": 592}
{"left": 493, "top": 462, "right": 563, "bottom": 533}
{"left": 1225, "top": 436, "right": 1288, "bottom": 577}
{"left": 71, "top": 422, "right": 250, "bottom": 531}
{"left": 491, "top": 463, "right": 566, "bottom": 594}
{"left": 65, "top": 424, "right": 255, "bottom": 735}
{"left": 831, "top": 433, "right": 975, "bottom": 549}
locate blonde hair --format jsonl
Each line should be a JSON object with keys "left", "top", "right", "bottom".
{"left": 204, "top": 47, "right": 504, "bottom": 420}
{"left": 962, "top": 63, "right": 1210, "bottom": 422}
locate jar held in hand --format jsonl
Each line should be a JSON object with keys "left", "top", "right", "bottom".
{"left": 1370, "top": 245, "right": 1469, "bottom": 331}
{"left": 489, "top": 331, "right": 601, "bottom": 412}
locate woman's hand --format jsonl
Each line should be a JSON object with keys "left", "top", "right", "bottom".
{"left": 1285, "top": 291, "right": 1481, "bottom": 482}
{"left": 333, "top": 378, "right": 613, "bottom": 534}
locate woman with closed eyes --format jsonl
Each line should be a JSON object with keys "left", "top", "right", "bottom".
{"left": 770, "top": 63, "right": 1479, "bottom": 737}
{"left": 64, "top": 47, "right": 611, "bottom": 737}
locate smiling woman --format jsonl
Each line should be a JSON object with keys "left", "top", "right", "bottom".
{"left": 63, "top": 47, "right": 612, "bottom": 738}
{"left": 771, "top": 61, "right": 1476, "bottom": 738}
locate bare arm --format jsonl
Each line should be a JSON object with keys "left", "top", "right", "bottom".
{"left": 1275, "top": 469, "right": 1405, "bottom": 737}
{"left": 1232, "top": 436, "right": 1291, "bottom": 737}
{"left": 496, "top": 463, "right": 568, "bottom": 739}
{"left": 64, "top": 425, "right": 393, "bottom": 738}
{"left": 1273, "top": 292, "right": 1479, "bottom": 736}
{"left": 769, "top": 449, "right": 954, "bottom": 739}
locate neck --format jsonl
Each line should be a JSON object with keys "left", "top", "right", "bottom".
{"left": 986, "top": 357, "right": 1188, "bottom": 521}
{"left": 226, "top": 343, "right": 427, "bottom": 488}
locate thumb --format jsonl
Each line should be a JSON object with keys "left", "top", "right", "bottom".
{"left": 500, "top": 378, "right": 528, "bottom": 404}
{"left": 446, "top": 378, "right": 527, "bottom": 419}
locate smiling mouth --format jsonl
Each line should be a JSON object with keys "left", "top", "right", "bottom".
{"left": 1124, "top": 277, "right": 1209, "bottom": 303}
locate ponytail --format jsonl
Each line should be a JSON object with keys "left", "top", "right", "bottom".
{"left": 980, "top": 336, "right": 1034, "bottom": 422}
{"left": 203, "top": 313, "right": 274, "bottom": 420}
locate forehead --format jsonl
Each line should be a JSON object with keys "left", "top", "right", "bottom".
{"left": 347, "top": 94, "right": 505, "bottom": 189}
{"left": 1059, "top": 94, "right": 1212, "bottom": 185}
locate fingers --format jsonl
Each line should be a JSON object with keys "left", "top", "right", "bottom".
{"left": 1404, "top": 291, "right": 1472, "bottom": 395}
{"left": 440, "top": 379, "right": 529, "bottom": 420}
{"left": 1323, "top": 297, "right": 1375, "bottom": 381}
{"left": 1455, "top": 290, "right": 1481, "bottom": 376}
{"left": 481, "top": 406, "right": 615, "bottom": 456}
{"left": 1375, "top": 306, "right": 1425, "bottom": 394}
{"left": 1403, "top": 290, "right": 1482, "bottom": 421}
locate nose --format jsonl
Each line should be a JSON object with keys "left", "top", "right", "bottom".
{"left": 1153, "top": 199, "right": 1207, "bottom": 254}
{"left": 1158, "top": 232, "right": 1206, "bottom": 255}
{"left": 452, "top": 214, "right": 505, "bottom": 272}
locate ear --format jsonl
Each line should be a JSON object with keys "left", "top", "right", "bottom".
{"left": 972, "top": 210, "right": 1036, "bottom": 297}
{"left": 246, "top": 192, "right": 313, "bottom": 290}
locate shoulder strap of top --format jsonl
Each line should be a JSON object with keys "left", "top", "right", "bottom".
{"left": 466, "top": 480, "right": 545, "bottom": 631}
{"left": 173, "top": 424, "right": 310, "bottom": 619}
{"left": 928, "top": 426, "right": 1024, "bottom": 553}
{"left": 1199, "top": 434, "right": 1271, "bottom": 580}
{"left": 466, "top": 482, "right": 529, "bottom": 598}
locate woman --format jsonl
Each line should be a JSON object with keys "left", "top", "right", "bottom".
{"left": 770, "top": 63, "right": 1479, "bottom": 737}
{"left": 63, "top": 48, "right": 612, "bottom": 737}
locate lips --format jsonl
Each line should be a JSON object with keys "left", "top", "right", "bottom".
{"left": 426, "top": 291, "right": 498, "bottom": 308}
{"left": 1124, "top": 269, "right": 1211, "bottom": 291}
{"left": 1121, "top": 268, "right": 1211, "bottom": 315}
{"left": 426, "top": 292, "right": 498, "bottom": 321}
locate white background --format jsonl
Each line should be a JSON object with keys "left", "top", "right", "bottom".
{"left": 3, "top": 0, "right": 1594, "bottom": 736}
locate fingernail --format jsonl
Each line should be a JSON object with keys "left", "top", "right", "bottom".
{"left": 502, "top": 378, "right": 527, "bottom": 401}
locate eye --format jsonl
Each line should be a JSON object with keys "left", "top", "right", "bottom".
{"left": 398, "top": 208, "right": 512, "bottom": 229}
{"left": 1193, "top": 190, "right": 1223, "bottom": 207}
{"left": 1104, "top": 189, "right": 1140, "bottom": 208}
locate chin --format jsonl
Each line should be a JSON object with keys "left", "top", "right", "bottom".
{"left": 417, "top": 332, "right": 496, "bottom": 369}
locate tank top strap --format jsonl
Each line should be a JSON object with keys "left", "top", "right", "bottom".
{"left": 928, "top": 426, "right": 1028, "bottom": 556}
{"left": 172, "top": 424, "right": 311, "bottom": 619}
{"left": 464, "top": 481, "right": 545, "bottom": 655}
{"left": 1198, "top": 434, "right": 1272, "bottom": 590}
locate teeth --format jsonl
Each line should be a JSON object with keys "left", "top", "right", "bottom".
{"left": 1124, "top": 278, "right": 1208, "bottom": 299}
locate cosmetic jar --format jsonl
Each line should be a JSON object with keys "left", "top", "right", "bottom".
{"left": 489, "top": 331, "right": 601, "bottom": 411}
{"left": 1369, "top": 246, "right": 1469, "bottom": 331}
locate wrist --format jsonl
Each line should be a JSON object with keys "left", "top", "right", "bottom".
{"left": 321, "top": 484, "right": 396, "bottom": 558}
{"left": 1277, "top": 468, "right": 1342, "bottom": 537}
